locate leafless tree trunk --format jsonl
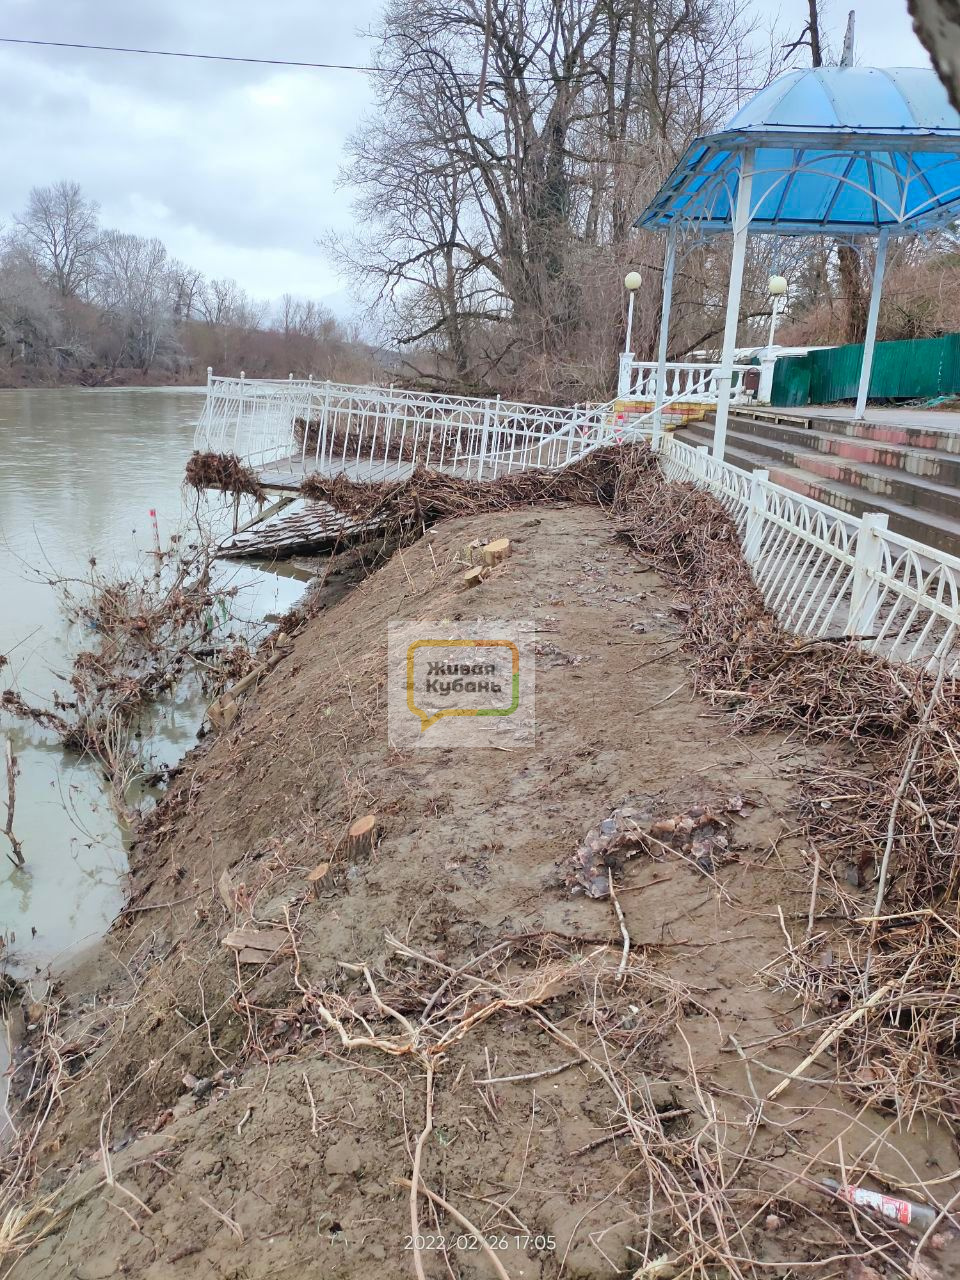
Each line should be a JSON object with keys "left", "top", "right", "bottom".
{"left": 909, "top": 0, "right": 960, "bottom": 112}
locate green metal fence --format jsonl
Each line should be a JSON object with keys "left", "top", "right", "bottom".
{"left": 770, "top": 332, "right": 960, "bottom": 406}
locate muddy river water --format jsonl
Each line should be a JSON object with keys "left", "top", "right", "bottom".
{"left": 0, "top": 388, "right": 304, "bottom": 981}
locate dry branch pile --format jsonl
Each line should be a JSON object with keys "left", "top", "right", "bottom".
{"left": 299, "top": 447, "right": 624, "bottom": 523}
{"left": 0, "top": 541, "right": 253, "bottom": 817}
{"left": 184, "top": 451, "right": 266, "bottom": 502}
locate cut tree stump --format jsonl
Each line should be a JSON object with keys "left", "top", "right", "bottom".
{"left": 481, "top": 537, "right": 511, "bottom": 567}
{"left": 347, "top": 815, "right": 377, "bottom": 858}
{"left": 463, "top": 566, "right": 487, "bottom": 588}
{"left": 306, "top": 862, "right": 331, "bottom": 898}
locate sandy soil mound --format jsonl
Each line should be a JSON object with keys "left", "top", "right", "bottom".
{"left": 6, "top": 500, "right": 959, "bottom": 1279}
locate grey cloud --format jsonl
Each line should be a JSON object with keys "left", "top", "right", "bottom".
{"left": 1, "top": 0, "right": 380, "bottom": 304}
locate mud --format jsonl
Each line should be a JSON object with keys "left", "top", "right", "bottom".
{"left": 8, "top": 503, "right": 958, "bottom": 1280}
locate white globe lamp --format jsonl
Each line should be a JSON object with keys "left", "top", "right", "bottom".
{"left": 766, "top": 275, "right": 789, "bottom": 352}
{"left": 623, "top": 272, "right": 642, "bottom": 357}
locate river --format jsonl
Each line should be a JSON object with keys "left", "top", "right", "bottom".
{"left": 0, "top": 388, "right": 305, "bottom": 980}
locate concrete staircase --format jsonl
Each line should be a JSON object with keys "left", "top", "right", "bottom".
{"left": 674, "top": 407, "right": 960, "bottom": 557}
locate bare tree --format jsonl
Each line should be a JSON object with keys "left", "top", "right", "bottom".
{"left": 94, "top": 231, "right": 177, "bottom": 373}
{"left": 331, "top": 0, "right": 763, "bottom": 397}
{"left": 15, "top": 181, "right": 100, "bottom": 299}
{"left": 170, "top": 261, "right": 206, "bottom": 322}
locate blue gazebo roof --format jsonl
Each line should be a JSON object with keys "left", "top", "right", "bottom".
{"left": 636, "top": 67, "right": 960, "bottom": 236}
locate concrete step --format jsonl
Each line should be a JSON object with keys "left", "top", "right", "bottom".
{"left": 674, "top": 423, "right": 960, "bottom": 558}
{"left": 725, "top": 414, "right": 960, "bottom": 486}
{"left": 732, "top": 405, "right": 960, "bottom": 455}
{"left": 680, "top": 423, "right": 960, "bottom": 520}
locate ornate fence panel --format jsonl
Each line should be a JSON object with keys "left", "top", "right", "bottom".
{"left": 195, "top": 371, "right": 959, "bottom": 670}
{"left": 660, "top": 434, "right": 960, "bottom": 669}
{"left": 194, "top": 373, "right": 667, "bottom": 482}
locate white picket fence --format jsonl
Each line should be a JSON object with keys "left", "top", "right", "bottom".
{"left": 196, "top": 371, "right": 959, "bottom": 669}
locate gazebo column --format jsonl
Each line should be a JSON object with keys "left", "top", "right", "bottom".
{"left": 854, "top": 227, "right": 890, "bottom": 420}
{"left": 713, "top": 148, "right": 754, "bottom": 461}
{"left": 652, "top": 223, "right": 678, "bottom": 451}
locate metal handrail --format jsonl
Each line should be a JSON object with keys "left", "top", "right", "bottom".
{"left": 194, "top": 371, "right": 959, "bottom": 671}
{"left": 659, "top": 433, "right": 959, "bottom": 670}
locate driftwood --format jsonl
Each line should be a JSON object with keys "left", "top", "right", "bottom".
{"left": 3, "top": 739, "right": 24, "bottom": 867}
{"left": 207, "top": 644, "right": 290, "bottom": 731}
{"left": 184, "top": 451, "right": 266, "bottom": 502}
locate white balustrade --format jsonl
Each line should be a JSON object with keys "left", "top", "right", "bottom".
{"left": 195, "top": 375, "right": 670, "bottom": 482}
{"left": 616, "top": 355, "right": 755, "bottom": 403}
{"left": 658, "top": 433, "right": 960, "bottom": 670}
{"left": 196, "top": 372, "right": 959, "bottom": 671}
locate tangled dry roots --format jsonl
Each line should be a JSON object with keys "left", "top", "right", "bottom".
{"left": 313, "top": 443, "right": 960, "bottom": 1122}
{"left": 185, "top": 451, "right": 266, "bottom": 502}
{"left": 299, "top": 446, "right": 627, "bottom": 523}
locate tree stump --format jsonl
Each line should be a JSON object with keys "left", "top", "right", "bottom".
{"left": 463, "top": 566, "right": 487, "bottom": 588}
{"left": 306, "top": 862, "right": 331, "bottom": 899}
{"left": 481, "top": 537, "right": 511, "bottom": 567}
{"left": 347, "top": 815, "right": 377, "bottom": 859}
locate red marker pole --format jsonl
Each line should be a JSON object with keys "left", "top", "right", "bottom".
{"left": 149, "top": 508, "right": 161, "bottom": 558}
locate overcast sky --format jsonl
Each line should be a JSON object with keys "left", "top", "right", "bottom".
{"left": 1, "top": 0, "right": 934, "bottom": 319}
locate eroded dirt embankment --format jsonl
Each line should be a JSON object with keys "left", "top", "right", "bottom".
{"left": 8, "top": 498, "right": 959, "bottom": 1280}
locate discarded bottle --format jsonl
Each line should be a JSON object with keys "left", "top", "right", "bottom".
{"left": 822, "top": 1178, "right": 938, "bottom": 1231}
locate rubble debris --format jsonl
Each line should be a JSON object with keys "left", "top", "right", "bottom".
{"left": 569, "top": 797, "right": 744, "bottom": 897}
{"left": 568, "top": 802, "right": 652, "bottom": 898}
{"left": 221, "top": 927, "right": 290, "bottom": 965}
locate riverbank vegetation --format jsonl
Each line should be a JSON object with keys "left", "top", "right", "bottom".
{"left": 0, "top": 521, "right": 260, "bottom": 824}
{"left": 0, "top": 181, "right": 379, "bottom": 389}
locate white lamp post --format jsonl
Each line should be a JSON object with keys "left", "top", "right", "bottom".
{"left": 623, "top": 271, "right": 642, "bottom": 356}
{"left": 766, "top": 273, "right": 788, "bottom": 354}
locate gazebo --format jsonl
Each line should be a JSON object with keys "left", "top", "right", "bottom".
{"left": 635, "top": 62, "right": 960, "bottom": 459}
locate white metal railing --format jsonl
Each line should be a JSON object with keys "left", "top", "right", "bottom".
{"left": 617, "top": 356, "right": 754, "bottom": 403}
{"left": 195, "top": 371, "right": 958, "bottom": 670}
{"left": 659, "top": 434, "right": 960, "bottom": 669}
{"left": 194, "top": 372, "right": 670, "bottom": 481}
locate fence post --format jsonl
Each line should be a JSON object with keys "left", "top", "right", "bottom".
{"left": 743, "top": 469, "right": 769, "bottom": 565}
{"left": 236, "top": 370, "right": 245, "bottom": 455}
{"left": 319, "top": 379, "right": 332, "bottom": 469}
{"left": 301, "top": 374, "right": 314, "bottom": 464}
{"left": 617, "top": 352, "right": 632, "bottom": 398}
{"left": 846, "top": 512, "right": 889, "bottom": 636}
{"left": 477, "top": 395, "right": 498, "bottom": 481}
